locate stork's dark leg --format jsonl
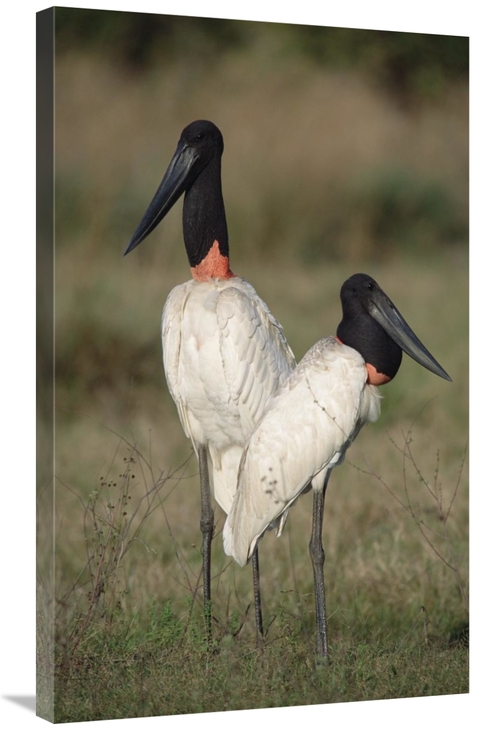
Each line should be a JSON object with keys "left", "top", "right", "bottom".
{"left": 252, "top": 547, "right": 264, "bottom": 644}
{"left": 198, "top": 446, "right": 214, "bottom": 644}
{"left": 309, "top": 479, "right": 329, "bottom": 662}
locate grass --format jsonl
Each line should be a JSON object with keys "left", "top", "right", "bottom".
{"left": 53, "top": 628, "right": 468, "bottom": 722}
{"left": 37, "top": 33, "right": 468, "bottom": 723}
{"left": 52, "top": 462, "right": 468, "bottom": 723}
{"left": 45, "top": 293, "right": 468, "bottom": 720}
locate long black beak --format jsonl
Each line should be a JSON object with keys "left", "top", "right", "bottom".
{"left": 368, "top": 290, "right": 452, "bottom": 381}
{"left": 124, "top": 141, "right": 201, "bottom": 256}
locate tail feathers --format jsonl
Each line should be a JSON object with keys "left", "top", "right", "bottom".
{"left": 209, "top": 444, "right": 286, "bottom": 565}
{"left": 222, "top": 511, "right": 257, "bottom": 567}
{"left": 207, "top": 444, "right": 243, "bottom": 516}
{"left": 222, "top": 471, "right": 257, "bottom": 566}
{"left": 223, "top": 504, "right": 288, "bottom": 566}
{"left": 223, "top": 461, "right": 289, "bottom": 566}
{"left": 222, "top": 517, "right": 241, "bottom": 564}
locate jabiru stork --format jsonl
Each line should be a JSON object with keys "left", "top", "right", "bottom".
{"left": 124, "top": 120, "right": 296, "bottom": 643}
{"left": 223, "top": 273, "right": 451, "bottom": 661}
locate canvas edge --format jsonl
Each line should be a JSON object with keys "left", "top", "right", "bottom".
{"left": 36, "top": 6, "right": 55, "bottom": 723}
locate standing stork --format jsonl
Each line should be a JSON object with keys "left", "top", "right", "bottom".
{"left": 124, "top": 120, "right": 295, "bottom": 642}
{"left": 223, "top": 273, "right": 451, "bottom": 660}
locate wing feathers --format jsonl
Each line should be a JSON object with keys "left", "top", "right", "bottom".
{"left": 224, "top": 338, "right": 379, "bottom": 565}
{"left": 161, "top": 278, "right": 295, "bottom": 513}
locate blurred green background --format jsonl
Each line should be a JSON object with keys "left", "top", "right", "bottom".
{"left": 53, "top": 7, "right": 468, "bottom": 418}
{"left": 43, "top": 8, "right": 468, "bottom": 718}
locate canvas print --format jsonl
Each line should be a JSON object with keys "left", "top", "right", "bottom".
{"left": 36, "top": 6, "right": 469, "bottom": 723}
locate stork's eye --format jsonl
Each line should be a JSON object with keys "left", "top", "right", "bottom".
{"left": 366, "top": 281, "right": 374, "bottom": 291}
{"left": 196, "top": 132, "right": 205, "bottom": 141}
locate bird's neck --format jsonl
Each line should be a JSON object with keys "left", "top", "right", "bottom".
{"left": 336, "top": 315, "right": 402, "bottom": 385}
{"left": 183, "top": 157, "right": 233, "bottom": 280}
{"left": 190, "top": 240, "right": 235, "bottom": 281}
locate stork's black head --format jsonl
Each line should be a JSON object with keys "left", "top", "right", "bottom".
{"left": 337, "top": 273, "right": 451, "bottom": 383}
{"left": 124, "top": 120, "right": 225, "bottom": 256}
{"left": 179, "top": 119, "right": 224, "bottom": 158}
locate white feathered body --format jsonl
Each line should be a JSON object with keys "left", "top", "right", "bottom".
{"left": 162, "top": 276, "right": 296, "bottom": 515}
{"left": 223, "top": 336, "right": 382, "bottom": 566}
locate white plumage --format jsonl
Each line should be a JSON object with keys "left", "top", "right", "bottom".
{"left": 223, "top": 336, "right": 381, "bottom": 564}
{"left": 162, "top": 276, "right": 295, "bottom": 515}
